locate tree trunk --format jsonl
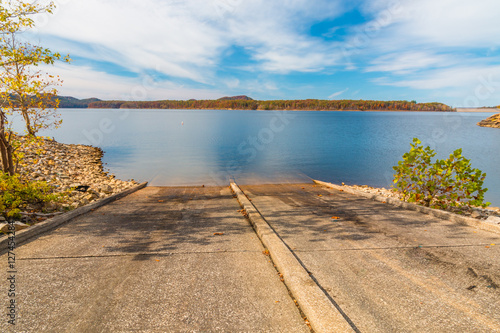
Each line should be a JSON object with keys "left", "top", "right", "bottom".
{"left": 0, "top": 135, "right": 15, "bottom": 176}
{"left": 0, "top": 113, "right": 15, "bottom": 176}
{"left": 21, "top": 110, "right": 35, "bottom": 136}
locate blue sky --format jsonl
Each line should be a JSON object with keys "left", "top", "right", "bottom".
{"left": 30, "top": 0, "right": 500, "bottom": 107}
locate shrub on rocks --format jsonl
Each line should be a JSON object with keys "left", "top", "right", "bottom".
{"left": 393, "top": 138, "right": 490, "bottom": 210}
{"left": 0, "top": 172, "right": 65, "bottom": 219}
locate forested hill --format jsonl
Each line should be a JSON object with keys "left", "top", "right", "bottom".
{"left": 218, "top": 95, "right": 253, "bottom": 101}
{"left": 3, "top": 95, "right": 101, "bottom": 108}
{"left": 87, "top": 99, "right": 455, "bottom": 111}
{"left": 57, "top": 96, "right": 101, "bottom": 108}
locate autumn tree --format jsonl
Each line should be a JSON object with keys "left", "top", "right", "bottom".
{"left": 0, "top": 0, "right": 69, "bottom": 175}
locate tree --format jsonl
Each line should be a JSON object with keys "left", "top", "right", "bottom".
{"left": 2, "top": 30, "right": 68, "bottom": 136}
{"left": 0, "top": 0, "right": 69, "bottom": 175}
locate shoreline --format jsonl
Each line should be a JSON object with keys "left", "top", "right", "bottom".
{"left": 67, "top": 107, "right": 458, "bottom": 112}
{"left": 62, "top": 107, "right": 499, "bottom": 113}
{"left": 3, "top": 136, "right": 498, "bottom": 230}
{"left": 337, "top": 182, "right": 500, "bottom": 220}
{"left": 457, "top": 108, "right": 499, "bottom": 113}
{"left": 1, "top": 137, "right": 138, "bottom": 229}
{"left": 477, "top": 113, "right": 500, "bottom": 128}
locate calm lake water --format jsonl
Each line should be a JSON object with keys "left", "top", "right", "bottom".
{"left": 13, "top": 109, "right": 500, "bottom": 206}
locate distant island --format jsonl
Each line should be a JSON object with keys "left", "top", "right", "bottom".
{"left": 57, "top": 95, "right": 455, "bottom": 112}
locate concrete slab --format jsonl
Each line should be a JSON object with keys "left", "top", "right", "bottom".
{"left": 231, "top": 182, "right": 355, "bottom": 333}
{"left": 240, "top": 183, "right": 500, "bottom": 333}
{"left": 0, "top": 186, "right": 310, "bottom": 332}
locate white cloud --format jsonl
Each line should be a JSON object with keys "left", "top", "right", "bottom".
{"left": 349, "top": 0, "right": 500, "bottom": 106}
{"left": 359, "top": 0, "right": 500, "bottom": 48}
{"left": 45, "top": 63, "right": 223, "bottom": 100}
{"left": 375, "top": 65, "right": 500, "bottom": 106}
{"left": 236, "top": 79, "right": 279, "bottom": 95}
{"left": 34, "top": 0, "right": 226, "bottom": 82}
{"left": 378, "top": 65, "right": 500, "bottom": 90}
{"left": 25, "top": 0, "right": 358, "bottom": 99}
{"left": 365, "top": 52, "right": 453, "bottom": 74}
{"left": 223, "top": 78, "right": 240, "bottom": 89}
{"left": 24, "top": 0, "right": 500, "bottom": 103}
{"left": 396, "top": 0, "right": 500, "bottom": 48}
{"left": 329, "top": 88, "right": 349, "bottom": 98}
{"left": 342, "top": 0, "right": 500, "bottom": 67}
{"left": 33, "top": 0, "right": 348, "bottom": 81}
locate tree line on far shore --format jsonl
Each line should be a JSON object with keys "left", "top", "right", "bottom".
{"left": 86, "top": 99, "right": 455, "bottom": 112}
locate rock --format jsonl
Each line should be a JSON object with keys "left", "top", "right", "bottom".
{"left": 84, "top": 193, "right": 96, "bottom": 201}
{"left": 88, "top": 188, "right": 99, "bottom": 196}
{"left": 100, "top": 185, "right": 113, "bottom": 194}
{"left": 13, "top": 222, "right": 30, "bottom": 231}
{"left": 0, "top": 222, "right": 30, "bottom": 233}
{"left": 477, "top": 113, "right": 500, "bottom": 128}
{"left": 471, "top": 210, "right": 482, "bottom": 219}
{"left": 485, "top": 216, "right": 500, "bottom": 225}
{"left": 13, "top": 136, "right": 137, "bottom": 216}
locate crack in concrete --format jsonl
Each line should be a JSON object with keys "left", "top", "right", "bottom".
{"left": 18, "top": 250, "right": 262, "bottom": 261}
{"left": 293, "top": 244, "right": 495, "bottom": 252}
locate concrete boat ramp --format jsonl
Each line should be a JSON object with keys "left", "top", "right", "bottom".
{"left": 1, "top": 182, "right": 499, "bottom": 332}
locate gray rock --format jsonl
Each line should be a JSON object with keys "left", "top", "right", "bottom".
{"left": 0, "top": 222, "right": 30, "bottom": 233}
{"left": 485, "top": 216, "right": 500, "bottom": 225}
{"left": 13, "top": 222, "right": 30, "bottom": 231}
{"left": 101, "top": 185, "right": 113, "bottom": 194}
{"left": 471, "top": 211, "right": 482, "bottom": 218}
{"left": 0, "top": 223, "right": 9, "bottom": 233}
{"left": 83, "top": 193, "right": 95, "bottom": 201}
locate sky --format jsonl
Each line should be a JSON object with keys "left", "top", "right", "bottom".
{"left": 26, "top": 0, "right": 500, "bottom": 107}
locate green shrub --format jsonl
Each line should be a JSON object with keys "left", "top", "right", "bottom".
{"left": 393, "top": 138, "right": 490, "bottom": 210}
{"left": 0, "top": 172, "right": 62, "bottom": 219}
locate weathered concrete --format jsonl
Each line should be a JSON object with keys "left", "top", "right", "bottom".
{"left": 314, "top": 179, "right": 500, "bottom": 234}
{"left": 239, "top": 183, "right": 500, "bottom": 333}
{"left": 0, "top": 182, "right": 148, "bottom": 253}
{"left": 231, "top": 182, "right": 355, "bottom": 333}
{"left": 0, "top": 186, "right": 309, "bottom": 332}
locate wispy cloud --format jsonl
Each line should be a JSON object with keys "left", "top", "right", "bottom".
{"left": 46, "top": 63, "right": 223, "bottom": 100}
{"left": 365, "top": 52, "right": 453, "bottom": 75}
{"left": 24, "top": 0, "right": 500, "bottom": 105}
{"left": 35, "top": 0, "right": 348, "bottom": 80}
{"left": 329, "top": 88, "right": 349, "bottom": 98}
{"left": 376, "top": 65, "right": 500, "bottom": 90}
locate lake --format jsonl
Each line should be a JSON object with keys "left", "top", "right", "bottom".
{"left": 13, "top": 109, "right": 500, "bottom": 206}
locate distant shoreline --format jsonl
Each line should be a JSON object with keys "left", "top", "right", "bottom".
{"left": 56, "top": 96, "right": 455, "bottom": 112}
{"left": 66, "top": 108, "right": 459, "bottom": 113}
{"left": 56, "top": 96, "right": 500, "bottom": 112}
{"left": 456, "top": 108, "right": 500, "bottom": 113}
